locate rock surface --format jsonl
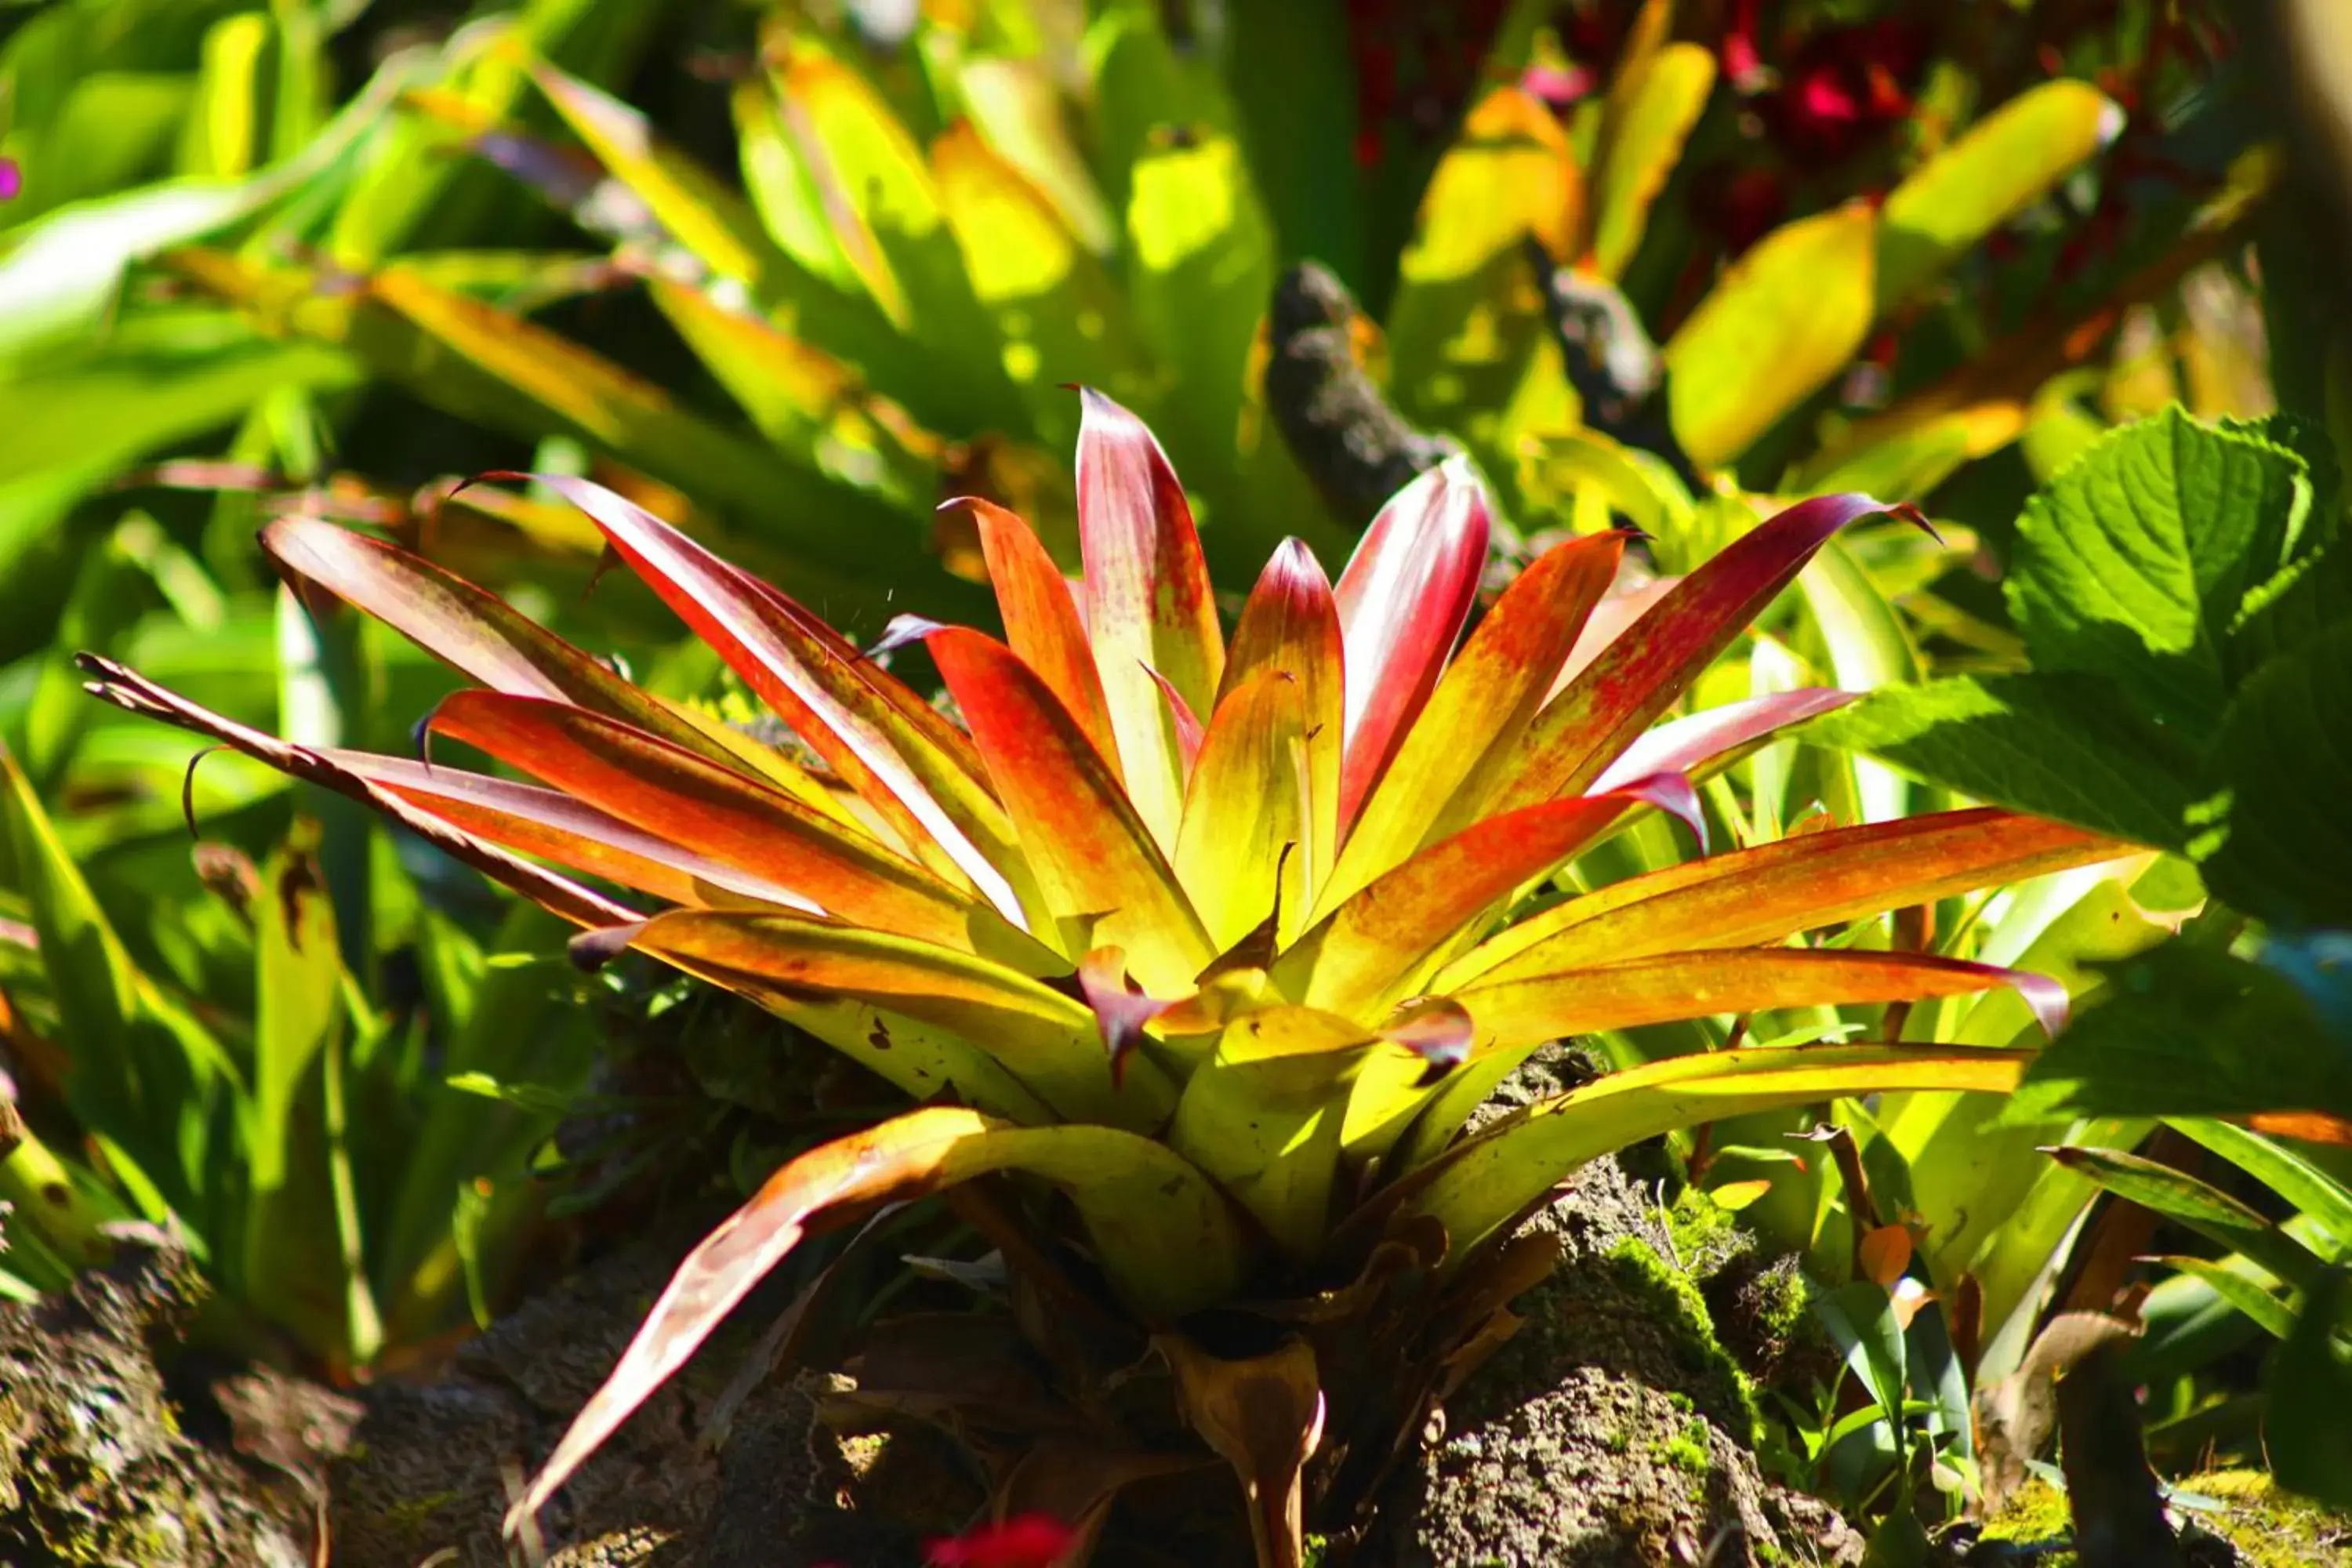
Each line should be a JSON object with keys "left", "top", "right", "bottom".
{"left": 0, "top": 1227, "right": 314, "bottom": 1568}
{"left": 1359, "top": 1153, "right": 1864, "bottom": 1568}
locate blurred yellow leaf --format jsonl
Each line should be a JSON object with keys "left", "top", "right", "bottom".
{"left": 1664, "top": 203, "right": 1877, "bottom": 468}
{"left": 1588, "top": 43, "right": 1717, "bottom": 280}
{"left": 1876, "top": 80, "right": 2122, "bottom": 314}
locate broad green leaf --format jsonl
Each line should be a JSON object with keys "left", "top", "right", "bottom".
{"left": 0, "top": 52, "right": 406, "bottom": 358}
{"left": 531, "top": 58, "right": 782, "bottom": 288}
{"left": 241, "top": 828, "right": 384, "bottom": 1368}
{"left": 2144, "top": 1255, "right": 2296, "bottom": 1341}
{"left": 1664, "top": 205, "right": 1876, "bottom": 469}
{"left": 768, "top": 38, "right": 1017, "bottom": 428}
{"left": 1219, "top": 0, "right": 1365, "bottom": 288}
{"left": 644, "top": 276, "right": 940, "bottom": 514}
{"left": 1588, "top": 42, "right": 1715, "bottom": 280}
{"left": 2198, "top": 620, "right": 2352, "bottom": 928}
{"left": 932, "top": 122, "right": 1154, "bottom": 448}
{"left": 1123, "top": 127, "right": 1279, "bottom": 514}
{"left": 2267, "top": 1269, "right": 2352, "bottom": 1506}
{"left": 1874, "top": 82, "right": 2122, "bottom": 314}
{"left": 2009, "top": 407, "right": 2308, "bottom": 734}
{"left": 1809, "top": 673, "right": 2200, "bottom": 852}
{"left": 2004, "top": 944, "right": 2352, "bottom": 1133}
{"left": 509, "top": 1106, "right": 1248, "bottom": 1525}
{"left": 0, "top": 743, "right": 227, "bottom": 1221}
{"left": 954, "top": 55, "right": 1117, "bottom": 256}
{"left": 0, "top": 319, "right": 358, "bottom": 491}
{"left": 1411, "top": 1043, "right": 2030, "bottom": 1261}
{"left": 172, "top": 251, "right": 953, "bottom": 616}
{"left": 1082, "top": 2, "right": 1236, "bottom": 226}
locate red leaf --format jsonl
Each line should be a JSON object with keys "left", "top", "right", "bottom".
{"left": 1333, "top": 457, "right": 1490, "bottom": 831}
{"left": 527, "top": 473, "right": 1029, "bottom": 921}
{"left": 1591, "top": 688, "right": 1857, "bottom": 792}
{"left": 1074, "top": 388, "right": 1225, "bottom": 848}
{"left": 964, "top": 497, "right": 1120, "bottom": 775}
{"left": 1494, "top": 492, "right": 1922, "bottom": 810}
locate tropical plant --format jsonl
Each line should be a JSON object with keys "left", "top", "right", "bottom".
{"left": 79, "top": 393, "right": 2121, "bottom": 1559}
{"left": 0, "top": 742, "right": 600, "bottom": 1371}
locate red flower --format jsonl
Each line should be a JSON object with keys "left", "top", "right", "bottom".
{"left": 924, "top": 1514, "right": 1080, "bottom": 1568}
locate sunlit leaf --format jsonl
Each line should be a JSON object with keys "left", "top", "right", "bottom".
{"left": 1664, "top": 205, "right": 1876, "bottom": 468}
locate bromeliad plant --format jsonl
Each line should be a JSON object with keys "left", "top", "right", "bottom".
{"left": 82, "top": 393, "right": 2115, "bottom": 1562}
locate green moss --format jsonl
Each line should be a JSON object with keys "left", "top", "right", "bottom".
{"left": 1979, "top": 1479, "right": 2077, "bottom": 1566}
{"left": 1744, "top": 1258, "right": 1810, "bottom": 1345}
{"left": 1665, "top": 1185, "right": 1751, "bottom": 1282}
{"left": 2181, "top": 1469, "right": 2352, "bottom": 1567}
{"left": 1602, "top": 1236, "right": 1762, "bottom": 1441}
{"left": 1654, "top": 1417, "right": 1711, "bottom": 1476}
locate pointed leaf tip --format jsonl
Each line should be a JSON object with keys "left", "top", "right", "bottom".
{"left": 1076, "top": 946, "right": 1176, "bottom": 1087}
{"left": 569, "top": 921, "right": 649, "bottom": 971}
{"left": 866, "top": 614, "right": 946, "bottom": 661}
{"left": 1384, "top": 997, "right": 1475, "bottom": 1086}
{"left": 1616, "top": 771, "right": 1708, "bottom": 855}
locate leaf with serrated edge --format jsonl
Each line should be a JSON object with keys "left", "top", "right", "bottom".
{"left": 506, "top": 1107, "right": 1245, "bottom": 1533}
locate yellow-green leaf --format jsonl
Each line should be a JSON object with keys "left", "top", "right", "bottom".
{"left": 1875, "top": 81, "right": 2122, "bottom": 314}
{"left": 1664, "top": 204, "right": 1877, "bottom": 468}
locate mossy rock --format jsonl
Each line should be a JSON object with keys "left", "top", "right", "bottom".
{"left": 0, "top": 1229, "right": 312, "bottom": 1567}
{"left": 1362, "top": 1154, "right": 1862, "bottom": 1567}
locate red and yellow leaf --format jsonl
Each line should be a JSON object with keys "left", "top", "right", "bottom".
{"left": 1450, "top": 948, "right": 2069, "bottom": 1051}
{"left": 424, "top": 691, "right": 1032, "bottom": 956}
{"left": 1487, "top": 493, "right": 1911, "bottom": 814}
{"left": 1175, "top": 670, "right": 1310, "bottom": 952}
{"left": 1333, "top": 458, "right": 1490, "bottom": 829}
{"left": 1445, "top": 808, "right": 2122, "bottom": 987}
{"left": 926, "top": 626, "right": 1214, "bottom": 993}
{"left": 1076, "top": 388, "right": 1225, "bottom": 849}
{"left": 531, "top": 474, "right": 1031, "bottom": 920}
{"left": 1330, "top": 529, "right": 1626, "bottom": 908}
{"left": 967, "top": 497, "right": 1120, "bottom": 771}
{"left": 1279, "top": 777, "right": 1703, "bottom": 1019}
{"left": 1221, "top": 540, "right": 1345, "bottom": 902}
